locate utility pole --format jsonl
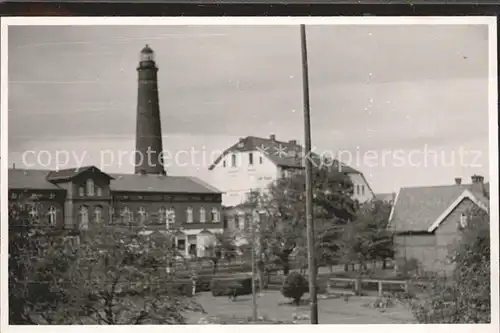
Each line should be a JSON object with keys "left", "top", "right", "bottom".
{"left": 300, "top": 24, "right": 318, "bottom": 324}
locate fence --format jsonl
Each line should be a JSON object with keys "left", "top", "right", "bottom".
{"left": 328, "top": 277, "right": 409, "bottom": 296}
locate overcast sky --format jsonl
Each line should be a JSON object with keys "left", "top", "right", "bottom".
{"left": 8, "top": 24, "right": 490, "bottom": 193}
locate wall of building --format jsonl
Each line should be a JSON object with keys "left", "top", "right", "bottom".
{"left": 349, "top": 173, "right": 374, "bottom": 203}
{"left": 394, "top": 198, "right": 476, "bottom": 275}
{"left": 9, "top": 190, "right": 66, "bottom": 228}
{"left": 210, "top": 149, "right": 278, "bottom": 207}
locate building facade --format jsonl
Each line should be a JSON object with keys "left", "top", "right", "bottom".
{"left": 209, "top": 134, "right": 375, "bottom": 207}
{"left": 8, "top": 166, "right": 223, "bottom": 258}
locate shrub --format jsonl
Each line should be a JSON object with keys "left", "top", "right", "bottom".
{"left": 281, "top": 272, "right": 309, "bottom": 305}
{"left": 210, "top": 277, "right": 254, "bottom": 298}
{"left": 407, "top": 209, "right": 490, "bottom": 323}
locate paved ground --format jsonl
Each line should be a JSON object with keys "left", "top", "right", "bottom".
{"left": 187, "top": 291, "right": 415, "bottom": 324}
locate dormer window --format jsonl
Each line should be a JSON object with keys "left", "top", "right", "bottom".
{"left": 231, "top": 154, "right": 237, "bottom": 167}
{"left": 96, "top": 186, "right": 103, "bottom": 196}
{"left": 79, "top": 186, "right": 85, "bottom": 197}
{"left": 459, "top": 213, "right": 468, "bottom": 229}
{"left": 86, "top": 179, "right": 95, "bottom": 196}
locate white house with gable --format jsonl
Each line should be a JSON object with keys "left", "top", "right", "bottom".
{"left": 208, "top": 134, "right": 375, "bottom": 207}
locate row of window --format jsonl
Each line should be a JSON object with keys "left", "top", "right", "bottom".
{"left": 78, "top": 179, "right": 103, "bottom": 197}
{"left": 28, "top": 205, "right": 57, "bottom": 225}
{"left": 222, "top": 152, "right": 264, "bottom": 168}
{"left": 26, "top": 205, "right": 221, "bottom": 229}
{"left": 76, "top": 205, "right": 221, "bottom": 229}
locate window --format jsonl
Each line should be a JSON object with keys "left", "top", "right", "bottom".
{"left": 47, "top": 206, "right": 57, "bottom": 225}
{"left": 79, "top": 186, "right": 85, "bottom": 197}
{"left": 189, "top": 243, "right": 197, "bottom": 257}
{"left": 231, "top": 154, "right": 236, "bottom": 167}
{"left": 186, "top": 207, "right": 193, "bottom": 223}
{"left": 121, "top": 207, "right": 132, "bottom": 223}
{"left": 249, "top": 152, "right": 254, "bottom": 166}
{"left": 109, "top": 207, "right": 115, "bottom": 223}
{"left": 459, "top": 213, "right": 468, "bottom": 229}
{"left": 28, "top": 205, "right": 38, "bottom": 220}
{"left": 259, "top": 156, "right": 263, "bottom": 164}
{"left": 211, "top": 208, "right": 220, "bottom": 222}
{"left": 78, "top": 206, "right": 89, "bottom": 230}
{"left": 361, "top": 185, "right": 365, "bottom": 196}
{"left": 223, "top": 160, "right": 226, "bottom": 168}
{"left": 238, "top": 214, "right": 245, "bottom": 230}
{"left": 159, "top": 207, "right": 166, "bottom": 224}
{"left": 166, "top": 208, "right": 175, "bottom": 229}
{"left": 355, "top": 185, "right": 360, "bottom": 195}
{"left": 200, "top": 207, "right": 206, "bottom": 223}
{"left": 177, "top": 239, "right": 186, "bottom": 251}
{"left": 96, "top": 186, "right": 103, "bottom": 196}
{"left": 94, "top": 206, "right": 103, "bottom": 223}
{"left": 86, "top": 179, "right": 95, "bottom": 196}
{"left": 63, "top": 236, "right": 80, "bottom": 249}
{"left": 49, "top": 193, "right": 56, "bottom": 199}
{"left": 138, "top": 207, "right": 147, "bottom": 224}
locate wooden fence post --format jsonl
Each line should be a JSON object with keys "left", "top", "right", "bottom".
{"left": 378, "top": 281, "right": 383, "bottom": 296}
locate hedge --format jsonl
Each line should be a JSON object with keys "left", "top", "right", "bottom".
{"left": 210, "top": 277, "right": 257, "bottom": 297}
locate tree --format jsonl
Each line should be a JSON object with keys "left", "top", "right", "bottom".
{"left": 252, "top": 164, "right": 356, "bottom": 276}
{"left": 338, "top": 200, "right": 393, "bottom": 273}
{"left": 408, "top": 207, "right": 490, "bottom": 323}
{"left": 9, "top": 200, "right": 78, "bottom": 324}
{"left": 68, "top": 225, "right": 204, "bottom": 324}
{"left": 204, "top": 231, "right": 238, "bottom": 275}
{"left": 281, "top": 272, "right": 309, "bottom": 306}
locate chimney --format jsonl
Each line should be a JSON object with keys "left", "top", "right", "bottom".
{"left": 289, "top": 140, "right": 297, "bottom": 145}
{"left": 269, "top": 134, "right": 276, "bottom": 141}
{"left": 454, "top": 177, "right": 462, "bottom": 185}
{"left": 471, "top": 174, "right": 484, "bottom": 184}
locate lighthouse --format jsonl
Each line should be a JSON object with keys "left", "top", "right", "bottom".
{"left": 134, "top": 45, "right": 166, "bottom": 175}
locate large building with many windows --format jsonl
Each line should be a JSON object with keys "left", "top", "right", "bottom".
{"left": 8, "top": 166, "right": 223, "bottom": 258}
{"left": 8, "top": 45, "right": 224, "bottom": 258}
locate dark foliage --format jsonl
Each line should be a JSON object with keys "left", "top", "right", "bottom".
{"left": 281, "top": 272, "right": 309, "bottom": 306}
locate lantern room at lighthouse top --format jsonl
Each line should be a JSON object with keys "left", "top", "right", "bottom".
{"left": 140, "top": 44, "right": 155, "bottom": 63}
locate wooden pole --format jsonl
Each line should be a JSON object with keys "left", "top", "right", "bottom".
{"left": 300, "top": 24, "right": 318, "bottom": 324}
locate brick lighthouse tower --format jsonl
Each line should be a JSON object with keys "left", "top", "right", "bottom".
{"left": 135, "top": 44, "right": 166, "bottom": 175}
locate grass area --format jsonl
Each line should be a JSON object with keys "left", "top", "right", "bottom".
{"left": 187, "top": 291, "right": 415, "bottom": 324}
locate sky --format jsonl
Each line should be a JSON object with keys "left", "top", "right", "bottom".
{"left": 7, "top": 24, "right": 491, "bottom": 194}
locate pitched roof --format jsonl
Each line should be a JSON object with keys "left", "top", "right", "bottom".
{"left": 208, "top": 135, "right": 360, "bottom": 174}
{"left": 47, "top": 166, "right": 114, "bottom": 182}
{"left": 389, "top": 183, "right": 489, "bottom": 233}
{"left": 109, "top": 173, "right": 221, "bottom": 194}
{"left": 8, "top": 169, "right": 63, "bottom": 190}
{"left": 8, "top": 167, "right": 221, "bottom": 195}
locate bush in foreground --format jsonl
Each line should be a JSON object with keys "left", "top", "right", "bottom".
{"left": 407, "top": 208, "right": 490, "bottom": 323}
{"left": 281, "top": 272, "right": 309, "bottom": 306}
